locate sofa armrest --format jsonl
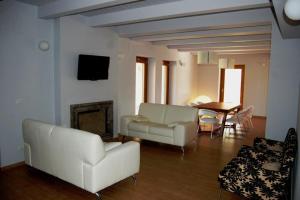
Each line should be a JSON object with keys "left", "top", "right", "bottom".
{"left": 120, "top": 115, "right": 149, "bottom": 135}
{"left": 173, "top": 121, "right": 197, "bottom": 147}
{"left": 254, "top": 137, "right": 284, "bottom": 152}
{"left": 238, "top": 145, "right": 283, "bottom": 164}
{"left": 83, "top": 141, "right": 140, "bottom": 193}
{"left": 120, "top": 115, "right": 137, "bottom": 135}
{"left": 104, "top": 142, "right": 122, "bottom": 152}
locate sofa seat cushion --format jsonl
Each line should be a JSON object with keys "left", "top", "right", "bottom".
{"left": 128, "top": 121, "right": 152, "bottom": 133}
{"left": 149, "top": 123, "right": 174, "bottom": 138}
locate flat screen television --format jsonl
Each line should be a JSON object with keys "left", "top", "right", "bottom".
{"left": 77, "top": 54, "right": 110, "bottom": 80}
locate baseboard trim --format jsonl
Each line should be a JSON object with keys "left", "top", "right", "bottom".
{"left": 253, "top": 115, "right": 266, "bottom": 119}
{"left": 0, "top": 161, "right": 25, "bottom": 171}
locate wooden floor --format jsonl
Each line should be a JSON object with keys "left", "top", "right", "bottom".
{"left": 0, "top": 117, "right": 266, "bottom": 200}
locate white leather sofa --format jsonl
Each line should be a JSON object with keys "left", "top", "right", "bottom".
{"left": 22, "top": 119, "right": 140, "bottom": 197}
{"left": 120, "top": 103, "right": 198, "bottom": 151}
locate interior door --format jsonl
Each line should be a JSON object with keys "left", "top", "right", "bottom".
{"left": 219, "top": 65, "right": 245, "bottom": 104}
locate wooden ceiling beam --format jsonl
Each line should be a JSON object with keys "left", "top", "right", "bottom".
{"left": 38, "top": 0, "right": 141, "bottom": 18}
{"left": 87, "top": 0, "right": 271, "bottom": 27}
{"left": 152, "top": 34, "right": 271, "bottom": 46}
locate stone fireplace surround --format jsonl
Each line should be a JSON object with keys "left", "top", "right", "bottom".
{"left": 70, "top": 101, "right": 113, "bottom": 140}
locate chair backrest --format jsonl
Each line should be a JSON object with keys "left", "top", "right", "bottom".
{"left": 23, "top": 119, "right": 106, "bottom": 188}
{"left": 199, "top": 109, "right": 218, "bottom": 118}
{"left": 235, "top": 106, "right": 253, "bottom": 121}
{"left": 246, "top": 105, "right": 254, "bottom": 118}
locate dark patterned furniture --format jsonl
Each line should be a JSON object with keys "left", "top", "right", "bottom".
{"left": 218, "top": 128, "right": 297, "bottom": 200}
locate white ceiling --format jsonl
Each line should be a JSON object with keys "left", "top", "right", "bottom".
{"left": 16, "top": 0, "right": 300, "bottom": 54}
{"left": 18, "top": 0, "right": 56, "bottom": 6}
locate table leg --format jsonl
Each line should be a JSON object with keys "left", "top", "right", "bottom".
{"left": 197, "top": 116, "right": 201, "bottom": 134}
{"left": 220, "top": 112, "right": 228, "bottom": 136}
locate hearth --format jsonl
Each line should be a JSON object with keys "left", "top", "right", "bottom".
{"left": 70, "top": 101, "right": 113, "bottom": 139}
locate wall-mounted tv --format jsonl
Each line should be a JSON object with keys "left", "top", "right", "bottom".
{"left": 77, "top": 54, "right": 110, "bottom": 81}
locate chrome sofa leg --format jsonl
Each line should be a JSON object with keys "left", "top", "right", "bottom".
{"left": 120, "top": 135, "right": 126, "bottom": 143}
{"left": 181, "top": 147, "right": 185, "bottom": 155}
{"left": 95, "top": 192, "right": 102, "bottom": 200}
{"left": 131, "top": 174, "right": 137, "bottom": 185}
{"left": 218, "top": 187, "right": 223, "bottom": 200}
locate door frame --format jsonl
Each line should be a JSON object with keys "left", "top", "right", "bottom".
{"left": 162, "top": 60, "right": 170, "bottom": 104}
{"left": 219, "top": 64, "right": 245, "bottom": 104}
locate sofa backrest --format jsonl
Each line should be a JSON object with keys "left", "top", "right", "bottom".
{"left": 22, "top": 119, "right": 105, "bottom": 188}
{"left": 164, "top": 104, "right": 198, "bottom": 124}
{"left": 138, "top": 103, "right": 166, "bottom": 123}
{"left": 280, "top": 128, "right": 297, "bottom": 172}
{"left": 138, "top": 103, "right": 198, "bottom": 124}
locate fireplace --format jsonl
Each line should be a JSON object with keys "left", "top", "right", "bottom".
{"left": 70, "top": 101, "right": 113, "bottom": 140}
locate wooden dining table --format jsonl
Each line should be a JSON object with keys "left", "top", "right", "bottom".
{"left": 194, "top": 102, "right": 241, "bottom": 136}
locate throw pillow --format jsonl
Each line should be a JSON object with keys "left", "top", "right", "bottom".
{"left": 262, "top": 161, "right": 281, "bottom": 171}
{"left": 168, "top": 122, "right": 178, "bottom": 128}
{"left": 132, "top": 116, "right": 149, "bottom": 122}
{"left": 268, "top": 144, "right": 283, "bottom": 152}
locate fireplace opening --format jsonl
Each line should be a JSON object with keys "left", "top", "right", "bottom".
{"left": 70, "top": 101, "right": 113, "bottom": 140}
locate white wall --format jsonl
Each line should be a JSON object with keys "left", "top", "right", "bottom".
{"left": 196, "top": 54, "right": 270, "bottom": 116}
{"left": 196, "top": 64, "right": 220, "bottom": 102}
{"left": 266, "top": 22, "right": 300, "bottom": 141}
{"left": 55, "top": 16, "right": 119, "bottom": 132}
{"left": 148, "top": 58, "right": 157, "bottom": 103}
{"left": 172, "top": 53, "right": 198, "bottom": 105}
{"left": 0, "top": 1, "right": 55, "bottom": 167}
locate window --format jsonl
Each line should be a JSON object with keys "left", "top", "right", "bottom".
{"left": 135, "top": 57, "right": 148, "bottom": 114}
{"left": 161, "top": 61, "right": 170, "bottom": 104}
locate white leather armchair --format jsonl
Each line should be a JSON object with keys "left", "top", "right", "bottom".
{"left": 22, "top": 119, "right": 140, "bottom": 198}
{"left": 120, "top": 103, "right": 198, "bottom": 152}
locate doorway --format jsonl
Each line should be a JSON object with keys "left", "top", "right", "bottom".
{"left": 219, "top": 65, "right": 245, "bottom": 104}
{"left": 135, "top": 57, "right": 148, "bottom": 114}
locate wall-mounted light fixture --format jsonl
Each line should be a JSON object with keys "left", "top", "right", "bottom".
{"left": 38, "top": 40, "right": 50, "bottom": 51}
{"left": 285, "top": 0, "right": 300, "bottom": 20}
{"left": 178, "top": 60, "right": 184, "bottom": 66}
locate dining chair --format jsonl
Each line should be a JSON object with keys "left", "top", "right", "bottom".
{"left": 198, "top": 109, "right": 220, "bottom": 139}
{"left": 225, "top": 109, "right": 248, "bottom": 134}
{"left": 225, "top": 106, "right": 254, "bottom": 134}
{"left": 245, "top": 105, "right": 254, "bottom": 129}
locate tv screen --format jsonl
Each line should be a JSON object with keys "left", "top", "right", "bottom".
{"left": 77, "top": 54, "right": 110, "bottom": 80}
